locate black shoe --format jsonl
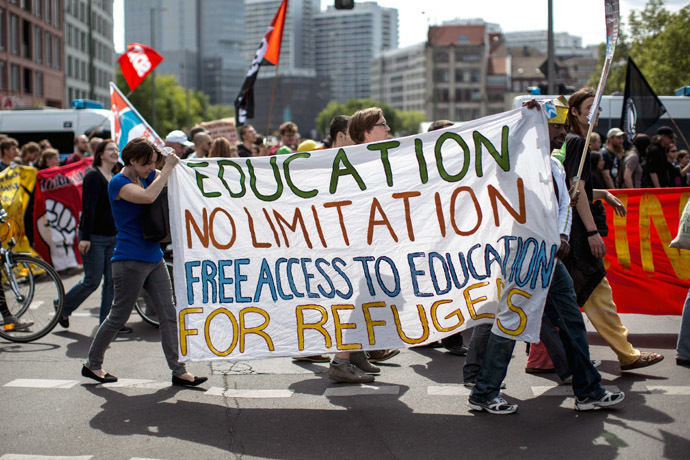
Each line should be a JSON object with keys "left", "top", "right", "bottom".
{"left": 445, "top": 344, "right": 468, "bottom": 356}
{"left": 58, "top": 314, "right": 69, "bottom": 328}
{"left": 81, "top": 365, "right": 118, "bottom": 383}
{"left": 677, "top": 357, "right": 690, "bottom": 367}
{"left": 172, "top": 375, "right": 208, "bottom": 387}
{"left": 118, "top": 326, "right": 133, "bottom": 334}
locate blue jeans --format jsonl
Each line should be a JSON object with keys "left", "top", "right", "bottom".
{"left": 62, "top": 234, "right": 116, "bottom": 323}
{"left": 542, "top": 261, "right": 604, "bottom": 400}
{"left": 677, "top": 288, "right": 690, "bottom": 360}
{"left": 539, "top": 310, "right": 572, "bottom": 380}
{"left": 471, "top": 261, "right": 605, "bottom": 402}
{"left": 462, "top": 323, "right": 492, "bottom": 384}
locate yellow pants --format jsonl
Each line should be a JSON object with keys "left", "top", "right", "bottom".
{"left": 581, "top": 277, "right": 640, "bottom": 367}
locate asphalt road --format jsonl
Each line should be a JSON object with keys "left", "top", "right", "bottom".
{"left": 0, "top": 269, "right": 688, "bottom": 460}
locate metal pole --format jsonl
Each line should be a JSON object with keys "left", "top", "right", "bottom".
{"left": 88, "top": 0, "right": 95, "bottom": 100}
{"left": 547, "top": 0, "right": 555, "bottom": 94}
{"left": 151, "top": 7, "right": 157, "bottom": 131}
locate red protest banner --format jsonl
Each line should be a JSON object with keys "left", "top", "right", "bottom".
{"left": 33, "top": 158, "right": 93, "bottom": 271}
{"left": 604, "top": 187, "right": 690, "bottom": 315}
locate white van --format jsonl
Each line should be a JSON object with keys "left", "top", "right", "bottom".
{"left": 512, "top": 94, "right": 690, "bottom": 144}
{"left": 0, "top": 107, "right": 112, "bottom": 155}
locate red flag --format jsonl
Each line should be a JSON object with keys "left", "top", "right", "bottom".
{"left": 118, "top": 43, "right": 164, "bottom": 91}
{"left": 235, "top": 0, "right": 289, "bottom": 125}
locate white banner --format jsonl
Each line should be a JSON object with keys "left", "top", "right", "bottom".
{"left": 169, "top": 108, "right": 559, "bottom": 362}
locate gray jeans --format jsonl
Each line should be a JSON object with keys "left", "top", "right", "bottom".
{"left": 86, "top": 259, "right": 186, "bottom": 376}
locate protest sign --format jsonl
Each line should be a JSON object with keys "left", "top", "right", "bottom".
{"left": 34, "top": 158, "right": 92, "bottom": 271}
{"left": 169, "top": 108, "right": 560, "bottom": 361}
{"left": 198, "top": 118, "right": 239, "bottom": 145}
{"left": 605, "top": 187, "right": 690, "bottom": 315}
{"left": 0, "top": 165, "right": 38, "bottom": 255}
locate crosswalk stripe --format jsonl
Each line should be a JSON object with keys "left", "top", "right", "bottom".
{"left": 3, "top": 379, "right": 79, "bottom": 389}
{"left": 427, "top": 385, "right": 471, "bottom": 396}
{"left": 532, "top": 385, "right": 621, "bottom": 396}
{"left": 0, "top": 455, "right": 93, "bottom": 459}
{"left": 101, "top": 379, "right": 169, "bottom": 389}
{"left": 646, "top": 385, "right": 690, "bottom": 395}
{"left": 324, "top": 385, "right": 400, "bottom": 397}
{"left": 205, "top": 387, "right": 294, "bottom": 398}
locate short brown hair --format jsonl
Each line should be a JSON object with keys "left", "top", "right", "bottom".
{"left": 239, "top": 125, "right": 255, "bottom": 141}
{"left": 348, "top": 107, "right": 382, "bottom": 144}
{"left": 567, "top": 87, "right": 595, "bottom": 137}
{"left": 21, "top": 141, "right": 40, "bottom": 156}
{"left": 1, "top": 137, "right": 18, "bottom": 154}
{"left": 279, "top": 122, "right": 297, "bottom": 135}
{"left": 121, "top": 137, "right": 159, "bottom": 166}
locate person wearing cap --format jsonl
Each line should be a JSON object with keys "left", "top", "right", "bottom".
{"left": 562, "top": 87, "right": 663, "bottom": 371}
{"left": 164, "top": 130, "right": 193, "bottom": 159}
{"left": 601, "top": 127, "right": 625, "bottom": 188}
{"left": 296, "top": 139, "right": 322, "bottom": 152}
{"left": 644, "top": 126, "right": 677, "bottom": 187}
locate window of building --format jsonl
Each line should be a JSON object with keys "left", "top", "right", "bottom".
{"left": 33, "top": 26, "right": 41, "bottom": 63}
{"left": 35, "top": 71, "right": 43, "bottom": 97}
{"left": 81, "top": 61, "right": 86, "bottom": 82}
{"left": 53, "top": 37, "right": 59, "bottom": 69}
{"left": 21, "top": 0, "right": 30, "bottom": 12}
{"left": 0, "top": 9, "right": 4, "bottom": 51}
{"left": 66, "top": 24, "right": 71, "bottom": 46}
{"left": 23, "top": 67, "right": 31, "bottom": 94}
{"left": 9, "top": 14, "right": 18, "bottom": 54}
{"left": 434, "top": 51, "right": 449, "bottom": 63}
{"left": 0, "top": 61, "right": 5, "bottom": 89}
{"left": 68, "top": 87, "right": 73, "bottom": 104}
{"left": 436, "top": 88, "right": 449, "bottom": 103}
{"left": 44, "top": 0, "right": 50, "bottom": 23}
{"left": 52, "top": 0, "right": 59, "bottom": 26}
{"left": 67, "top": 55, "right": 72, "bottom": 77}
{"left": 33, "top": 0, "right": 41, "bottom": 17}
{"left": 44, "top": 33, "right": 51, "bottom": 67}
{"left": 22, "top": 19, "right": 31, "bottom": 59}
{"left": 80, "top": 1, "right": 85, "bottom": 22}
{"left": 10, "top": 64, "right": 19, "bottom": 91}
{"left": 435, "top": 68, "right": 449, "bottom": 83}
{"left": 81, "top": 31, "right": 85, "bottom": 52}
{"left": 438, "top": 108, "right": 449, "bottom": 120}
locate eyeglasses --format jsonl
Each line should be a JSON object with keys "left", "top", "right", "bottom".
{"left": 374, "top": 121, "right": 388, "bottom": 128}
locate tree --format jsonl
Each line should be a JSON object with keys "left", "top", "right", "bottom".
{"left": 587, "top": 0, "right": 690, "bottom": 95}
{"left": 315, "top": 98, "right": 424, "bottom": 138}
{"left": 115, "top": 70, "right": 234, "bottom": 136}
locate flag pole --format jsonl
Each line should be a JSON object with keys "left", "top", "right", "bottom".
{"left": 265, "top": 64, "right": 280, "bottom": 139}
{"left": 667, "top": 114, "right": 690, "bottom": 151}
{"left": 86, "top": 88, "right": 135, "bottom": 141}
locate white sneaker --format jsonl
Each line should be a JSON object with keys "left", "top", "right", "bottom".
{"left": 575, "top": 390, "right": 625, "bottom": 411}
{"left": 467, "top": 396, "right": 518, "bottom": 414}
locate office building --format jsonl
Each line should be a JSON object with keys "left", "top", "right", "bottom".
{"left": 64, "top": 0, "right": 115, "bottom": 107}
{"left": 0, "top": 0, "right": 64, "bottom": 108}
{"left": 124, "top": 0, "right": 245, "bottom": 106}
{"left": 370, "top": 43, "right": 425, "bottom": 113}
{"left": 315, "top": 1, "right": 398, "bottom": 102}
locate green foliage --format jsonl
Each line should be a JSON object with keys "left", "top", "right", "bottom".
{"left": 588, "top": 1, "right": 690, "bottom": 95}
{"left": 115, "top": 70, "right": 234, "bottom": 136}
{"left": 315, "top": 98, "right": 424, "bottom": 138}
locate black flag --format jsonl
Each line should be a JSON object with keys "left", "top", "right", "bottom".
{"left": 620, "top": 57, "right": 666, "bottom": 141}
{"left": 234, "top": 0, "right": 288, "bottom": 126}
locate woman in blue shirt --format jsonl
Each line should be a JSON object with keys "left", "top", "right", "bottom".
{"left": 82, "top": 137, "right": 206, "bottom": 387}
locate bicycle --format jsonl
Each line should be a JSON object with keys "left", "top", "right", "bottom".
{"left": 0, "top": 208, "right": 65, "bottom": 342}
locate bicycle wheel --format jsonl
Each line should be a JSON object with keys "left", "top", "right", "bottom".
{"left": 134, "top": 289, "right": 159, "bottom": 327}
{"left": 133, "top": 259, "right": 174, "bottom": 328}
{"left": 0, "top": 255, "right": 65, "bottom": 343}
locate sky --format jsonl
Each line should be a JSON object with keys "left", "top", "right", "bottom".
{"left": 113, "top": 0, "right": 688, "bottom": 53}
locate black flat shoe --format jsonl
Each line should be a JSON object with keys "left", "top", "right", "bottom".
{"left": 172, "top": 375, "right": 208, "bottom": 387}
{"left": 81, "top": 365, "right": 118, "bottom": 383}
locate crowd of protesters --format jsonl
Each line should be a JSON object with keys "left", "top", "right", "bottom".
{"left": 0, "top": 86, "right": 688, "bottom": 411}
